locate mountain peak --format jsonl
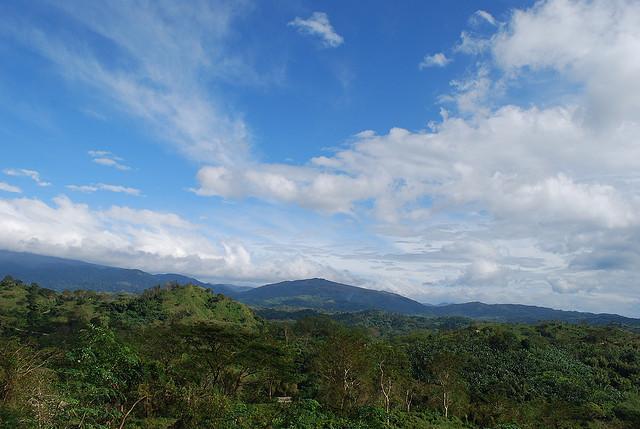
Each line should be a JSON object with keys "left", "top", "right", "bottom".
{"left": 240, "top": 277, "right": 427, "bottom": 314}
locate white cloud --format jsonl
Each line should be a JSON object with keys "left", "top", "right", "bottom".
{"left": 471, "top": 10, "right": 497, "bottom": 26}
{"left": 442, "top": 65, "right": 495, "bottom": 114}
{"left": 4, "top": 0, "right": 640, "bottom": 315}
{"left": 66, "top": 183, "right": 141, "bottom": 196}
{"left": 190, "top": 0, "right": 640, "bottom": 315}
{"left": 193, "top": 164, "right": 388, "bottom": 215}
{"left": 0, "top": 182, "right": 21, "bottom": 193}
{"left": 0, "top": 194, "right": 346, "bottom": 284}
{"left": 87, "top": 150, "right": 110, "bottom": 157}
{"left": 487, "top": 174, "right": 637, "bottom": 229}
{"left": 11, "top": 1, "right": 253, "bottom": 166}
{"left": 93, "top": 158, "right": 129, "bottom": 170}
{"left": 457, "top": 259, "right": 502, "bottom": 284}
{"left": 3, "top": 168, "right": 51, "bottom": 187}
{"left": 88, "top": 150, "right": 131, "bottom": 171}
{"left": 289, "top": 12, "right": 344, "bottom": 48}
{"left": 492, "top": 0, "right": 640, "bottom": 127}
{"left": 454, "top": 31, "right": 491, "bottom": 55}
{"left": 195, "top": 104, "right": 640, "bottom": 226}
{"left": 419, "top": 53, "right": 451, "bottom": 69}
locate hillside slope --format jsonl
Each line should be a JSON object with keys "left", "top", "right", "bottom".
{"left": 0, "top": 276, "right": 260, "bottom": 329}
{"left": 133, "top": 283, "right": 259, "bottom": 326}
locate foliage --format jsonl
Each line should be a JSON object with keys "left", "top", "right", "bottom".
{"left": 1, "top": 276, "right": 640, "bottom": 428}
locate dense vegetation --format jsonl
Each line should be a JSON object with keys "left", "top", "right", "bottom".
{"left": 1, "top": 276, "right": 640, "bottom": 428}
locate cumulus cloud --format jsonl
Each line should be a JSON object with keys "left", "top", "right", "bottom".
{"left": 3, "top": 168, "right": 51, "bottom": 187}
{"left": 419, "top": 53, "right": 451, "bottom": 69}
{"left": 189, "top": 0, "right": 640, "bottom": 315}
{"left": 492, "top": 0, "right": 640, "bottom": 127}
{"left": 88, "top": 150, "right": 131, "bottom": 171}
{"left": 487, "top": 174, "right": 637, "bottom": 229}
{"left": 442, "top": 65, "right": 496, "bottom": 114}
{"left": 289, "top": 12, "right": 344, "bottom": 48}
{"left": 0, "top": 194, "right": 347, "bottom": 284}
{"left": 66, "top": 183, "right": 141, "bottom": 196}
{"left": 193, "top": 164, "right": 387, "bottom": 215}
{"left": 195, "top": 104, "right": 640, "bottom": 225}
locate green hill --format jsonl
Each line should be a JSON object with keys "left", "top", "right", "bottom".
{"left": 129, "top": 283, "right": 260, "bottom": 327}
{"left": 0, "top": 276, "right": 259, "bottom": 330}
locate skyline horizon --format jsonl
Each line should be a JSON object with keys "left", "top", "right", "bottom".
{"left": 1, "top": 247, "right": 639, "bottom": 319}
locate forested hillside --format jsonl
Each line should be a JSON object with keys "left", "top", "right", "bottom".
{"left": 1, "top": 276, "right": 640, "bottom": 428}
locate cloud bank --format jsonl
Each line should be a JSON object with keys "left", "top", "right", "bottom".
{"left": 191, "top": 0, "right": 640, "bottom": 315}
{"left": 0, "top": 194, "right": 350, "bottom": 285}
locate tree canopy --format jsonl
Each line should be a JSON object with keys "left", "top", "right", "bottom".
{"left": 1, "top": 276, "right": 640, "bottom": 428}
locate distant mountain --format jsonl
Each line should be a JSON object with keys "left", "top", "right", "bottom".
{"left": 0, "top": 249, "right": 250, "bottom": 295}
{"left": 235, "top": 278, "right": 428, "bottom": 314}
{"left": 2, "top": 250, "right": 638, "bottom": 326}
{"left": 420, "top": 301, "right": 639, "bottom": 326}
{"left": 235, "top": 278, "right": 640, "bottom": 326}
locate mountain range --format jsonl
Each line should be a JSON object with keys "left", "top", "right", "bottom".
{"left": 1, "top": 249, "right": 638, "bottom": 326}
{"left": 239, "top": 278, "right": 639, "bottom": 326}
{"left": 0, "top": 249, "right": 249, "bottom": 296}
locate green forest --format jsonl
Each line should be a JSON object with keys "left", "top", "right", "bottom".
{"left": 1, "top": 276, "right": 640, "bottom": 429}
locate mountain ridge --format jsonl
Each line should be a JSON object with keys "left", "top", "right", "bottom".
{"left": 1, "top": 249, "right": 638, "bottom": 325}
{"left": 237, "top": 278, "right": 427, "bottom": 314}
{"left": 0, "top": 249, "right": 250, "bottom": 295}
{"left": 237, "top": 278, "right": 640, "bottom": 325}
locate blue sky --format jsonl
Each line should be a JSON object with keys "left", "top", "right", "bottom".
{"left": 1, "top": 0, "right": 640, "bottom": 316}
